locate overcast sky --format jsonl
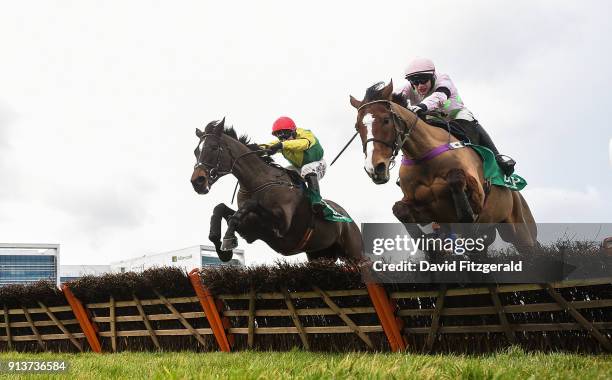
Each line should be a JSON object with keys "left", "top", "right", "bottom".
{"left": 1, "top": 1, "right": 610, "bottom": 266}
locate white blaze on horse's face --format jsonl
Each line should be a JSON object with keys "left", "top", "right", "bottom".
{"left": 362, "top": 113, "right": 375, "bottom": 174}
{"left": 198, "top": 138, "right": 206, "bottom": 155}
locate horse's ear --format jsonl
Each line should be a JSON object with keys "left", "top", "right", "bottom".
{"left": 214, "top": 117, "right": 225, "bottom": 135}
{"left": 196, "top": 128, "right": 204, "bottom": 138}
{"left": 349, "top": 95, "right": 362, "bottom": 109}
{"left": 381, "top": 79, "right": 394, "bottom": 100}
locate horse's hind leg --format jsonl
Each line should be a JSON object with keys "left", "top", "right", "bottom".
{"left": 497, "top": 192, "right": 538, "bottom": 254}
{"left": 339, "top": 222, "right": 364, "bottom": 260}
{"left": 210, "top": 203, "right": 236, "bottom": 262}
{"left": 447, "top": 168, "right": 476, "bottom": 223}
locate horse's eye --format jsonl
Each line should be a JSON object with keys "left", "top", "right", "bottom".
{"left": 383, "top": 117, "right": 390, "bottom": 124}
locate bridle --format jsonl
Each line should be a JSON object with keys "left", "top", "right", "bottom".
{"left": 193, "top": 133, "right": 261, "bottom": 185}
{"left": 357, "top": 100, "right": 418, "bottom": 162}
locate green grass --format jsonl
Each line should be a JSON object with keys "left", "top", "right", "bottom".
{"left": 0, "top": 348, "right": 610, "bottom": 379}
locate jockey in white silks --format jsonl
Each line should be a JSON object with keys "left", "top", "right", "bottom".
{"left": 396, "top": 57, "right": 516, "bottom": 175}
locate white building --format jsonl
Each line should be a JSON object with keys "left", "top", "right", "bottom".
{"left": 0, "top": 244, "right": 60, "bottom": 286}
{"left": 110, "top": 245, "right": 244, "bottom": 273}
{"left": 59, "top": 265, "right": 111, "bottom": 283}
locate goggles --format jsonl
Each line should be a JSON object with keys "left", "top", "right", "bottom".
{"left": 273, "top": 130, "right": 294, "bottom": 141}
{"left": 407, "top": 75, "right": 432, "bottom": 85}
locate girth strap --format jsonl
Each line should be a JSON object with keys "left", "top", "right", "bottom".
{"left": 283, "top": 211, "right": 316, "bottom": 255}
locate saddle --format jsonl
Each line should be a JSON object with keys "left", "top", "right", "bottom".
{"left": 283, "top": 168, "right": 307, "bottom": 189}
{"left": 424, "top": 114, "right": 469, "bottom": 143}
{"left": 279, "top": 166, "right": 352, "bottom": 223}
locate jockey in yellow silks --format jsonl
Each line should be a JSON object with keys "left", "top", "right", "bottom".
{"left": 261, "top": 116, "right": 326, "bottom": 212}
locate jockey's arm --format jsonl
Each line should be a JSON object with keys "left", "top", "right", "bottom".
{"left": 419, "top": 87, "right": 450, "bottom": 112}
{"left": 261, "top": 138, "right": 280, "bottom": 149}
{"left": 418, "top": 74, "right": 456, "bottom": 112}
{"left": 280, "top": 129, "right": 316, "bottom": 152}
{"left": 281, "top": 138, "right": 311, "bottom": 151}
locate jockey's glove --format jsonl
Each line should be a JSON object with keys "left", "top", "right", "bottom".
{"left": 410, "top": 104, "right": 427, "bottom": 117}
{"left": 267, "top": 142, "right": 283, "bottom": 155}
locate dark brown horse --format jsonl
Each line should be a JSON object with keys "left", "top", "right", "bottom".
{"left": 190, "top": 119, "right": 363, "bottom": 262}
{"left": 349, "top": 81, "right": 537, "bottom": 253}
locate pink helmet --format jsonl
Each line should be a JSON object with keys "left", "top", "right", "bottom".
{"left": 404, "top": 57, "right": 436, "bottom": 78}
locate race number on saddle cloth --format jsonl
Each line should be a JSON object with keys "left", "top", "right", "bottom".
{"left": 262, "top": 116, "right": 352, "bottom": 222}
{"left": 470, "top": 145, "right": 526, "bottom": 191}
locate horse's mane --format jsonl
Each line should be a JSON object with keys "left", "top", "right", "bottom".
{"left": 221, "top": 125, "right": 276, "bottom": 165}
{"left": 363, "top": 81, "right": 408, "bottom": 108}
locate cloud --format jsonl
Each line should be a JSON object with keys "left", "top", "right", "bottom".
{"left": 522, "top": 186, "right": 610, "bottom": 223}
{"left": 0, "top": 100, "right": 19, "bottom": 199}
{"left": 0, "top": 1, "right": 609, "bottom": 267}
{"left": 46, "top": 176, "right": 155, "bottom": 233}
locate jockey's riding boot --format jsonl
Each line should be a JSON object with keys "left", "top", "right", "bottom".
{"left": 473, "top": 121, "right": 516, "bottom": 176}
{"left": 495, "top": 155, "right": 516, "bottom": 176}
{"left": 305, "top": 173, "right": 324, "bottom": 215}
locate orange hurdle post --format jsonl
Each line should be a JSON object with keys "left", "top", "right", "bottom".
{"left": 188, "top": 268, "right": 232, "bottom": 352}
{"left": 367, "top": 283, "right": 407, "bottom": 352}
{"left": 62, "top": 284, "right": 102, "bottom": 353}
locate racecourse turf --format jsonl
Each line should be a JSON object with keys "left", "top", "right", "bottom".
{"left": 0, "top": 348, "right": 610, "bottom": 380}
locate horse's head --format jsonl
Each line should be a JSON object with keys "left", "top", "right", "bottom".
{"left": 191, "top": 118, "right": 233, "bottom": 194}
{"left": 350, "top": 80, "right": 410, "bottom": 184}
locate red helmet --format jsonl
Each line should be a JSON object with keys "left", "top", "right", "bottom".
{"left": 272, "top": 116, "right": 296, "bottom": 134}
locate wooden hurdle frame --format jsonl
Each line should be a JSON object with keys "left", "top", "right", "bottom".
{"left": 1, "top": 276, "right": 610, "bottom": 353}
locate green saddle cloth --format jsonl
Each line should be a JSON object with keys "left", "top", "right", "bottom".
{"left": 304, "top": 189, "right": 353, "bottom": 223}
{"left": 469, "top": 144, "right": 527, "bottom": 191}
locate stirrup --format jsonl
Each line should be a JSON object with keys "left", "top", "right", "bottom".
{"left": 496, "top": 155, "right": 516, "bottom": 176}
{"left": 312, "top": 202, "right": 325, "bottom": 215}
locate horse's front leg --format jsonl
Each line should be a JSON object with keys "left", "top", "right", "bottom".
{"left": 221, "top": 199, "right": 260, "bottom": 251}
{"left": 210, "top": 203, "right": 236, "bottom": 262}
{"left": 392, "top": 198, "right": 431, "bottom": 240}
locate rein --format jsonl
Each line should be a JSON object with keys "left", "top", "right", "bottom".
{"left": 237, "top": 180, "right": 296, "bottom": 195}
{"left": 357, "top": 101, "right": 469, "bottom": 167}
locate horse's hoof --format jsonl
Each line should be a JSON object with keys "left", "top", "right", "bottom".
{"left": 221, "top": 237, "right": 238, "bottom": 251}
{"left": 217, "top": 250, "right": 233, "bottom": 262}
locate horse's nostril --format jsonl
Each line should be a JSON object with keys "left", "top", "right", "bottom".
{"left": 195, "top": 176, "right": 205, "bottom": 185}
{"left": 374, "top": 163, "right": 387, "bottom": 175}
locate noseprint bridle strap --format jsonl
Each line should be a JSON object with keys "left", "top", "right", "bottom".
{"left": 357, "top": 100, "right": 418, "bottom": 161}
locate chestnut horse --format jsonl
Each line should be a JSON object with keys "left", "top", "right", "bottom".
{"left": 190, "top": 119, "right": 363, "bottom": 262}
{"left": 349, "top": 81, "right": 537, "bottom": 253}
